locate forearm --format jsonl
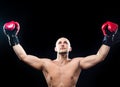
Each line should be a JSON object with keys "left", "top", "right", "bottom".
{"left": 13, "top": 44, "right": 27, "bottom": 60}
{"left": 96, "top": 44, "right": 110, "bottom": 61}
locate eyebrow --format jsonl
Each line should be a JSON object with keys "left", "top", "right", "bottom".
{"left": 58, "top": 40, "right": 68, "bottom": 44}
{"left": 63, "top": 41, "right": 68, "bottom": 44}
{"left": 58, "top": 41, "right": 62, "bottom": 44}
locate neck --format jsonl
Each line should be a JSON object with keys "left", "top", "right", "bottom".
{"left": 56, "top": 52, "right": 70, "bottom": 64}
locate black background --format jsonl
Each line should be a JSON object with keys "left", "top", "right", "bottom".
{"left": 0, "top": 0, "right": 120, "bottom": 87}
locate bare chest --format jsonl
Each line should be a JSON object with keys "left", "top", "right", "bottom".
{"left": 42, "top": 61, "right": 81, "bottom": 86}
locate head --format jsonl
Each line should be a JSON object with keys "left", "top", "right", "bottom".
{"left": 54, "top": 37, "right": 72, "bottom": 54}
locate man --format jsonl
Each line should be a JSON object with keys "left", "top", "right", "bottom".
{"left": 3, "top": 20, "right": 119, "bottom": 87}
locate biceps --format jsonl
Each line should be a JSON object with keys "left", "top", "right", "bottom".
{"left": 22, "top": 55, "right": 43, "bottom": 70}
{"left": 80, "top": 55, "right": 102, "bottom": 69}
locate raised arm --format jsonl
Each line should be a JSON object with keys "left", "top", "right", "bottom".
{"left": 80, "top": 21, "right": 120, "bottom": 69}
{"left": 3, "top": 21, "right": 45, "bottom": 70}
{"left": 13, "top": 44, "right": 45, "bottom": 70}
{"left": 80, "top": 44, "right": 110, "bottom": 69}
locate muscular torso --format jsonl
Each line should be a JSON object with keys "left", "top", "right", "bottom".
{"left": 42, "top": 58, "right": 82, "bottom": 87}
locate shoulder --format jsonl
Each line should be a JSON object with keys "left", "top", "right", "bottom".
{"left": 37, "top": 58, "right": 53, "bottom": 65}
{"left": 41, "top": 58, "right": 53, "bottom": 62}
{"left": 65, "top": 57, "right": 84, "bottom": 64}
{"left": 41, "top": 58, "right": 55, "bottom": 68}
{"left": 72, "top": 57, "right": 84, "bottom": 61}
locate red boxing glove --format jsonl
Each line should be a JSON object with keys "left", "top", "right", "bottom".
{"left": 101, "top": 21, "right": 119, "bottom": 46}
{"left": 3, "top": 21, "right": 20, "bottom": 35}
{"left": 101, "top": 21, "right": 118, "bottom": 36}
{"left": 3, "top": 21, "right": 20, "bottom": 46}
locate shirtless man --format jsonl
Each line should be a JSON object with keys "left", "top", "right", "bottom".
{"left": 3, "top": 20, "right": 119, "bottom": 87}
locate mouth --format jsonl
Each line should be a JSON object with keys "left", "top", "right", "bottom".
{"left": 60, "top": 48, "right": 66, "bottom": 50}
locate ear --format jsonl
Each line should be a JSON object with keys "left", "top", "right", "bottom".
{"left": 69, "top": 47, "right": 72, "bottom": 52}
{"left": 54, "top": 46, "right": 57, "bottom": 52}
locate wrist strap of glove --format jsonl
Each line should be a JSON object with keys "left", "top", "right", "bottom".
{"left": 102, "top": 35, "right": 112, "bottom": 47}
{"left": 8, "top": 35, "right": 19, "bottom": 46}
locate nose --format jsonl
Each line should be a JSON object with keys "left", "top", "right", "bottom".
{"left": 61, "top": 43, "right": 65, "bottom": 47}
{"left": 61, "top": 44, "right": 64, "bottom": 47}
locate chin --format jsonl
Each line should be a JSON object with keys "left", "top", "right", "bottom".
{"left": 59, "top": 50, "right": 68, "bottom": 54}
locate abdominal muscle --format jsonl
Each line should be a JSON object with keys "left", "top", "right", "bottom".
{"left": 46, "top": 73, "right": 76, "bottom": 87}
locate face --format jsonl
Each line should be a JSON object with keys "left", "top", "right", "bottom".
{"left": 55, "top": 37, "right": 72, "bottom": 54}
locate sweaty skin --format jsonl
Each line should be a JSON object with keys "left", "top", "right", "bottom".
{"left": 13, "top": 37, "right": 110, "bottom": 87}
